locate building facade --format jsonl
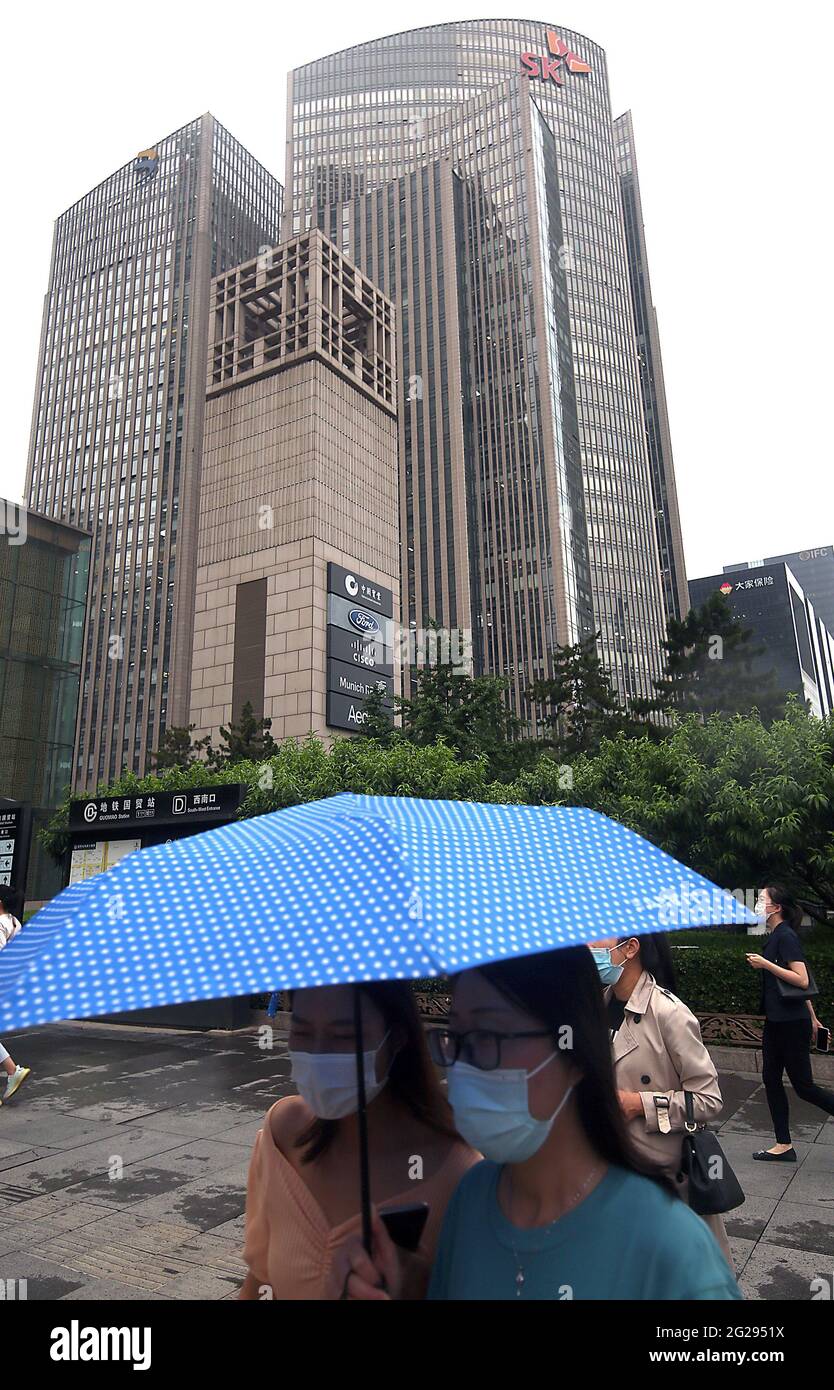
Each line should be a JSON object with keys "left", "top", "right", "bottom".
{"left": 286, "top": 20, "right": 675, "bottom": 705}
{"left": 0, "top": 504, "right": 90, "bottom": 899}
{"left": 690, "top": 565, "right": 834, "bottom": 718}
{"left": 189, "top": 229, "right": 399, "bottom": 744}
{"left": 25, "top": 115, "right": 282, "bottom": 791}
{"left": 724, "top": 546, "right": 834, "bottom": 636}
{"left": 614, "top": 110, "right": 688, "bottom": 625}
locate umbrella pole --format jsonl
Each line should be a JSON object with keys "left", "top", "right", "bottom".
{"left": 353, "top": 984, "right": 372, "bottom": 1255}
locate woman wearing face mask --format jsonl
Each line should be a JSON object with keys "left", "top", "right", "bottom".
{"left": 747, "top": 885, "right": 834, "bottom": 1161}
{"left": 239, "top": 981, "right": 478, "bottom": 1300}
{"left": 333, "top": 947, "right": 741, "bottom": 1300}
{"left": 589, "top": 933, "right": 733, "bottom": 1268}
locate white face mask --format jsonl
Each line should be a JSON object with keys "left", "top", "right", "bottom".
{"left": 290, "top": 1032, "right": 391, "bottom": 1120}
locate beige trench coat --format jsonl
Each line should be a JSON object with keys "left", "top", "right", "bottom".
{"left": 605, "top": 970, "right": 734, "bottom": 1270}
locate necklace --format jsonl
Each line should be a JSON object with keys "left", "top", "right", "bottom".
{"left": 505, "top": 1164, "right": 603, "bottom": 1298}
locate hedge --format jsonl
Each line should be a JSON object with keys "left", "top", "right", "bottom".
{"left": 414, "top": 928, "right": 834, "bottom": 1026}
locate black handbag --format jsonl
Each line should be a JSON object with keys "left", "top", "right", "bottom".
{"left": 680, "top": 1092, "right": 745, "bottom": 1215}
{"left": 774, "top": 963, "right": 819, "bottom": 1002}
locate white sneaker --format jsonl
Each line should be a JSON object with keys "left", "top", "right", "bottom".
{"left": 3, "top": 1066, "right": 30, "bottom": 1101}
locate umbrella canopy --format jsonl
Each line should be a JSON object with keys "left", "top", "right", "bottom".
{"left": 0, "top": 794, "right": 755, "bottom": 1029}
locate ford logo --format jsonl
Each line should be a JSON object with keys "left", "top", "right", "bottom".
{"left": 349, "top": 609, "right": 380, "bottom": 635}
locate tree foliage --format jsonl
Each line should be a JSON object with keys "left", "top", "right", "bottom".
{"left": 528, "top": 632, "right": 640, "bottom": 757}
{"left": 634, "top": 593, "right": 785, "bottom": 722}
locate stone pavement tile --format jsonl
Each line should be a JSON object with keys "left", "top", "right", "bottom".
{"left": 26, "top": 1233, "right": 206, "bottom": 1294}
{"left": 816, "top": 1119, "right": 834, "bottom": 1147}
{"left": 714, "top": 1133, "right": 805, "bottom": 1199}
{"left": 762, "top": 1199, "right": 834, "bottom": 1256}
{"left": 210, "top": 1212, "right": 246, "bottom": 1243}
{"left": 716, "top": 1074, "right": 762, "bottom": 1124}
{"left": 728, "top": 1236, "right": 756, "bottom": 1277}
{"left": 0, "top": 1125, "right": 209, "bottom": 1200}
{"left": 0, "top": 1144, "right": 57, "bottom": 1168}
{"left": 60, "top": 1278, "right": 166, "bottom": 1300}
{"left": 0, "top": 1110, "right": 130, "bottom": 1150}
{"left": 775, "top": 1161, "right": 834, "bottom": 1205}
{"left": 724, "top": 1194, "right": 780, "bottom": 1242}
{"left": 41, "top": 1212, "right": 199, "bottom": 1257}
{"left": 794, "top": 1142, "right": 834, "bottom": 1171}
{"left": 0, "top": 1250, "right": 91, "bottom": 1300}
{"left": 69, "top": 1102, "right": 176, "bottom": 1125}
{"left": 138, "top": 1102, "right": 265, "bottom": 1139}
{"left": 17, "top": 1201, "right": 123, "bottom": 1237}
{"left": 3, "top": 1190, "right": 122, "bottom": 1222}
{"left": 720, "top": 1091, "right": 827, "bottom": 1142}
{"left": 158, "top": 1266, "right": 243, "bottom": 1300}
{"left": 166, "top": 1230, "right": 247, "bottom": 1275}
{"left": 0, "top": 1218, "right": 60, "bottom": 1260}
{"left": 211, "top": 1116, "right": 267, "bottom": 1148}
{"left": 123, "top": 1167, "right": 249, "bottom": 1233}
{"left": 738, "top": 1241, "right": 831, "bottom": 1301}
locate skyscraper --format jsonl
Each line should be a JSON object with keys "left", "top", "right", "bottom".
{"left": 614, "top": 110, "right": 688, "bottom": 625}
{"left": 286, "top": 20, "right": 675, "bottom": 705}
{"left": 26, "top": 114, "right": 282, "bottom": 790}
{"left": 723, "top": 546, "right": 834, "bottom": 635}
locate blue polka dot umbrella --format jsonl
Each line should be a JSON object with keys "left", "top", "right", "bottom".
{"left": 0, "top": 793, "right": 755, "bottom": 1026}
{"left": 0, "top": 793, "right": 755, "bottom": 1251}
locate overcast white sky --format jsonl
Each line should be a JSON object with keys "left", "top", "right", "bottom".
{"left": 3, "top": 1, "right": 831, "bottom": 580}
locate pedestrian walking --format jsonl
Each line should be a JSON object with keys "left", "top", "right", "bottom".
{"left": 589, "top": 932, "right": 734, "bottom": 1268}
{"left": 240, "top": 980, "right": 479, "bottom": 1300}
{"left": 0, "top": 887, "right": 31, "bottom": 1106}
{"left": 333, "top": 948, "right": 741, "bottom": 1301}
{"left": 747, "top": 884, "right": 834, "bottom": 1160}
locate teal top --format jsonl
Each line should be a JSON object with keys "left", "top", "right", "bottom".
{"left": 427, "top": 1161, "right": 742, "bottom": 1301}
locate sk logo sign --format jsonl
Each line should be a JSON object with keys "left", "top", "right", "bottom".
{"left": 521, "top": 30, "right": 592, "bottom": 85}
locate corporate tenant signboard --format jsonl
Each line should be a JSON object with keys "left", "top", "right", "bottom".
{"left": 521, "top": 29, "right": 591, "bottom": 84}
{"left": 326, "top": 563, "right": 395, "bottom": 732}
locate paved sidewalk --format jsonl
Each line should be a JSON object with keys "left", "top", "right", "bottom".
{"left": 0, "top": 1021, "right": 832, "bottom": 1300}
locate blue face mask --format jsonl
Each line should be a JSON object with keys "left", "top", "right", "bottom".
{"left": 447, "top": 1054, "right": 574, "bottom": 1163}
{"left": 590, "top": 946, "right": 624, "bottom": 986}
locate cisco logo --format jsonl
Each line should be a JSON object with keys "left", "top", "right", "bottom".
{"left": 349, "top": 609, "right": 380, "bottom": 636}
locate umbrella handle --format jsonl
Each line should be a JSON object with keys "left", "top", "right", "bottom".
{"left": 354, "top": 985, "right": 373, "bottom": 1255}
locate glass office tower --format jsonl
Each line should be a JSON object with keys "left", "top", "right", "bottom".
{"left": 286, "top": 20, "right": 674, "bottom": 703}
{"left": 0, "top": 508, "right": 90, "bottom": 898}
{"left": 26, "top": 114, "right": 282, "bottom": 789}
{"left": 614, "top": 110, "right": 688, "bottom": 625}
{"left": 332, "top": 81, "right": 594, "bottom": 716}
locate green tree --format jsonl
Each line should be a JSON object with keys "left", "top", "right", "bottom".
{"left": 396, "top": 652, "right": 522, "bottom": 771}
{"left": 150, "top": 724, "right": 212, "bottom": 771}
{"left": 207, "top": 702, "right": 278, "bottom": 768}
{"left": 528, "top": 633, "right": 638, "bottom": 757}
{"left": 635, "top": 593, "right": 784, "bottom": 722}
{"left": 564, "top": 699, "right": 834, "bottom": 918}
{"left": 357, "top": 683, "right": 398, "bottom": 745}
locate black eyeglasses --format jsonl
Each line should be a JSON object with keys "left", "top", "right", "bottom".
{"left": 427, "top": 1027, "right": 553, "bottom": 1072}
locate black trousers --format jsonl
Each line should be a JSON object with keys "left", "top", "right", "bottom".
{"left": 762, "top": 1018, "right": 834, "bottom": 1144}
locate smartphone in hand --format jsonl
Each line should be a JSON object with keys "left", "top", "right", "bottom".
{"left": 816, "top": 1025, "right": 830, "bottom": 1053}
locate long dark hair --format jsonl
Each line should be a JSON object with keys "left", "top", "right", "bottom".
{"left": 618, "top": 932, "right": 678, "bottom": 992}
{"left": 0, "top": 886, "right": 22, "bottom": 919}
{"left": 292, "top": 981, "right": 460, "bottom": 1163}
{"left": 479, "top": 947, "right": 675, "bottom": 1193}
{"left": 765, "top": 884, "right": 803, "bottom": 930}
